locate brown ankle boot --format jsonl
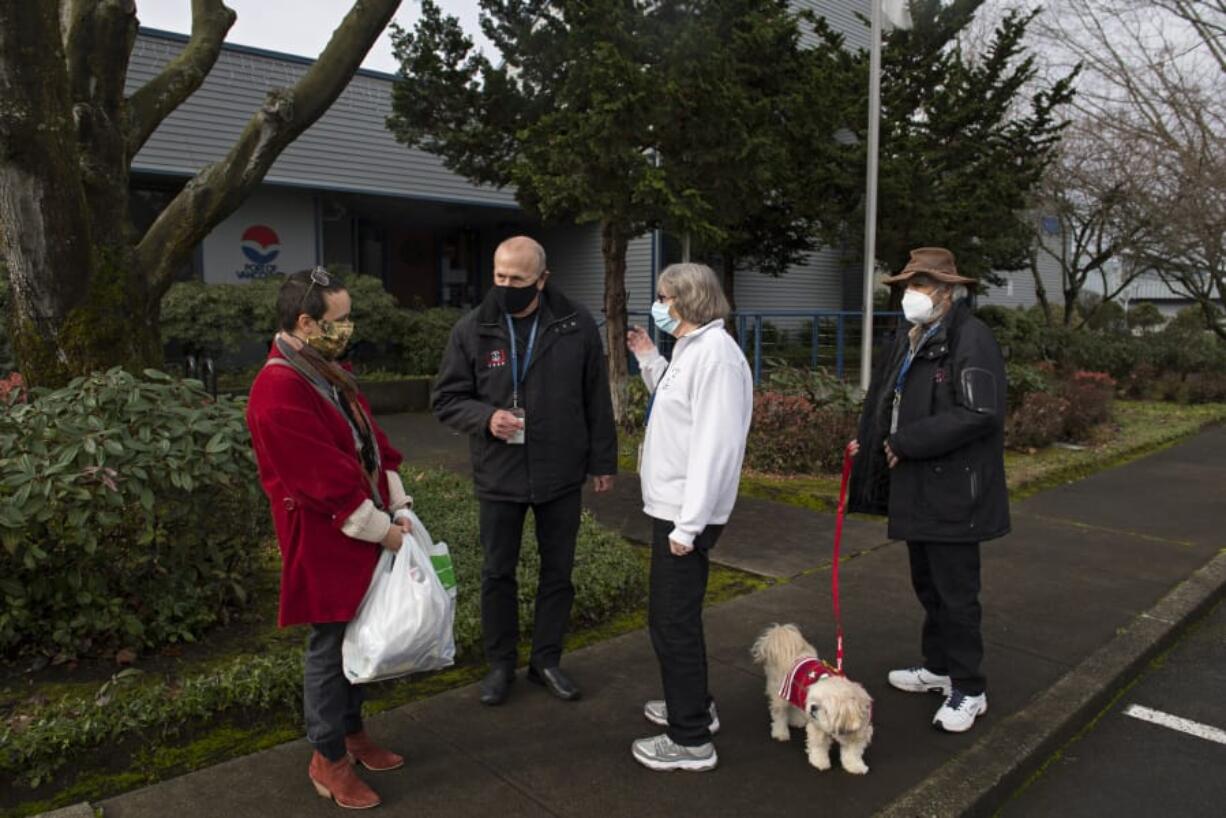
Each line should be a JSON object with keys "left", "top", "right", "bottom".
{"left": 345, "top": 730, "right": 405, "bottom": 772}
{"left": 309, "top": 751, "right": 381, "bottom": 810}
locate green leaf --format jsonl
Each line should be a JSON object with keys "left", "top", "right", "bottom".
{"left": 205, "top": 432, "right": 230, "bottom": 455}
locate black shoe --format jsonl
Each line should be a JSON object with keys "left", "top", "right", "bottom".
{"left": 528, "top": 664, "right": 581, "bottom": 701}
{"left": 480, "top": 666, "right": 515, "bottom": 706}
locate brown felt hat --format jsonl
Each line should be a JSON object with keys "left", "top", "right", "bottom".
{"left": 881, "top": 247, "right": 978, "bottom": 288}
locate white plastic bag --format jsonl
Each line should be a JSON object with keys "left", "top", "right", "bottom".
{"left": 343, "top": 510, "right": 456, "bottom": 683}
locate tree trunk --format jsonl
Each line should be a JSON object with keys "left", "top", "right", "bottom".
{"left": 721, "top": 256, "right": 738, "bottom": 312}
{"left": 601, "top": 220, "right": 630, "bottom": 425}
{"left": 0, "top": 0, "right": 401, "bottom": 386}
{"left": 1028, "top": 248, "right": 1053, "bottom": 325}
{"left": 0, "top": 1, "right": 156, "bottom": 386}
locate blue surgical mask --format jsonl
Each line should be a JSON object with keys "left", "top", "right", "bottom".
{"left": 651, "top": 300, "right": 680, "bottom": 336}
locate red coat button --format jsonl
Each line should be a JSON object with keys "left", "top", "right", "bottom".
{"left": 283, "top": 497, "right": 297, "bottom": 511}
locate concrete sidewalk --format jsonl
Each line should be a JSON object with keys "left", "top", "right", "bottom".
{"left": 95, "top": 424, "right": 1226, "bottom": 818}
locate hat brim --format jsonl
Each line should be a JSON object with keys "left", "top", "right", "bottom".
{"left": 881, "top": 268, "right": 979, "bottom": 288}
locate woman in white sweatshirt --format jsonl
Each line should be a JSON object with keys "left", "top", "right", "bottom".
{"left": 626, "top": 262, "right": 754, "bottom": 772}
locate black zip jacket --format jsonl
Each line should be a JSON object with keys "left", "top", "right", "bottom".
{"left": 849, "top": 299, "right": 1010, "bottom": 543}
{"left": 431, "top": 286, "right": 618, "bottom": 504}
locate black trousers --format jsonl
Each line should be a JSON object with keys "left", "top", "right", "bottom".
{"left": 648, "top": 517, "right": 724, "bottom": 747}
{"left": 304, "top": 621, "right": 364, "bottom": 761}
{"left": 907, "top": 540, "right": 986, "bottom": 696}
{"left": 478, "top": 489, "right": 582, "bottom": 670}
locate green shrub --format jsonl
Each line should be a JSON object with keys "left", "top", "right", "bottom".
{"left": 1127, "top": 302, "right": 1166, "bottom": 333}
{"left": 161, "top": 271, "right": 457, "bottom": 376}
{"left": 399, "top": 307, "right": 462, "bottom": 376}
{"left": 0, "top": 369, "right": 269, "bottom": 658}
{"left": 403, "top": 466, "right": 648, "bottom": 653}
{"left": 160, "top": 279, "right": 279, "bottom": 357}
{"left": 1185, "top": 372, "right": 1226, "bottom": 404}
{"left": 745, "top": 392, "right": 859, "bottom": 474}
{"left": 1006, "top": 392, "right": 1069, "bottom": 450}
{"left": 1005, "top": 362, "right": 1053, "bottom": 410}
{"left": 0, "top": 466, "right": 647, "bottom": 791}
{"left": 1055, "top": 331, "right": 1140, "bottom": 380}
{"left": 1061, "top": 370, "right": 1116, "bottom": 441}
{"left": 622, "top": 376, "right": 650, "bottom": 432}
{"left": 762, "top": 364, "right": 861, "bottom": 411}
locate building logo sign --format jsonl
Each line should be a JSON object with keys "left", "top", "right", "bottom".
{"left": 238, "top": 225, "right": 281, "bottom": 279}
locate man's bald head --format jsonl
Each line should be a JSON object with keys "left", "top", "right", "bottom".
{"left": 494, "top": 236, "right": 547, "bottom": 281}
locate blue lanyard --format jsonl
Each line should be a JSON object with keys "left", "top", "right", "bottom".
{"left": 506, "top": 313, "right": 540, "bottom": 407}
{"left": 895, "top": 324, "right": 941, "bottom": 397}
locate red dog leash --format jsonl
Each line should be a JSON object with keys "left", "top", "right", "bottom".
{"left": 832, "top": 442, "right": 855, "bottom": 672}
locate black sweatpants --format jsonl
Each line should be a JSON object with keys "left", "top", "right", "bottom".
{"left": 907, "top": 540, "right": 986, "bottom": 696}
{"left": 648, "top": 517, "right": 725, "bottom": 747}
{"left": 304, "top": 621, "right": 364, "bottom": 761}
{"left": 478, "top": 489, "right": 582, "bottom": 671}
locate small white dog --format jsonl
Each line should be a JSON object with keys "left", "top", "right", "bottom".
{"left": 751, "top": 623, "right": 873, "bottom": 774}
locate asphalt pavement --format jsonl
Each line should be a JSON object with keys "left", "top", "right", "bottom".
{"left": 1001, "top": 599, "right": 1226, "bottom": 818}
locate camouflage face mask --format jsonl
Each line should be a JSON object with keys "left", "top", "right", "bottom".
{"left": 306, "top": 318, "right": 354, "bottom": 360}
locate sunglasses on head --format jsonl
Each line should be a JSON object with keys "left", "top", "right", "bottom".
{"left": 299, "top": 267, "right": 331, "bottom": 313}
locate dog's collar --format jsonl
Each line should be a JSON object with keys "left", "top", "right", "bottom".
{"left": 779, "top": 656, "right": 842, "bottom": 711}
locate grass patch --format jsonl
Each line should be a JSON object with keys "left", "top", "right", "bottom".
{"left": 726, "top": 400, "right": 1226, "bottom": 513}
{"left": 1004, "top": 400, "right": 1226, "bottom": 499}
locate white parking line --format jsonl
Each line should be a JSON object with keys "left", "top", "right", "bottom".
{"left": 1124, "top": 705, "right": 1226, "bottom": 746}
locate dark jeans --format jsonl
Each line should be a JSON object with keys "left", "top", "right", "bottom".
{"left": 907, "top": 540, "right": 986, "bottom": 696}
{"left": 648, "top": 517, "right": 724, "bottom": 747}
{"left": 304, "top": 622, "right": 364, "bottom": 761}
{"left": 479, "top": 489, "right": 582, "bottom": 670}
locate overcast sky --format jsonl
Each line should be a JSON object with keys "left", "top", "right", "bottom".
{"left": 136, "top": 0, "right": 493, "bottom": 74}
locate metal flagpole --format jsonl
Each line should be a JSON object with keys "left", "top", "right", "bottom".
{"left": 859, "top": 0, "right": 884, "bottom": 393}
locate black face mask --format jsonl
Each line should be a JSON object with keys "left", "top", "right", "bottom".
{"left": 495, "top": 282, "right": 541, "bottom": 315}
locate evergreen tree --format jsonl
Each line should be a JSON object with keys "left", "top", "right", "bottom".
{"left": 388, "top": 0, "right": 851, "bottom": 413}
{"left": 838, "top": 0, "right": 1076, "bottom": 288}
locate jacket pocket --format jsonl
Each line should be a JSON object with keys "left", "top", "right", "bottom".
{"left": 921, "top": 460, "right": 979, "bottom": 524}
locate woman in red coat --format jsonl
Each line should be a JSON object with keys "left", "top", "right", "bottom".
{"left": 247, "top": 268, "right": 412, "bottom": 810}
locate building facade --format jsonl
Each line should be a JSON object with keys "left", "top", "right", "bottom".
{"left": 130, "top": 0, "right": 873, "bottom": 325}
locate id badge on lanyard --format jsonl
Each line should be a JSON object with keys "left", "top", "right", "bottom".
{"left": 506, "top": 314, "right": 539, "bottom": 445}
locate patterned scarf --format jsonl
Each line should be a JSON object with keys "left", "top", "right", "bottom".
{"left": 274, "top": 335, "right": 378, "bottom": 478}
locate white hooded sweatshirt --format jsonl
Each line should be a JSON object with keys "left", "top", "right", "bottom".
{"left": 635, "top": 319, "right": 754, "bottom": 547}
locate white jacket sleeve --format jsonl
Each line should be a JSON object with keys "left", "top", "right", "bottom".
{"left": 670, "top": 361, "right": 751, "bottom": 547}
{"left": 635, "top": 349, "right": 669, "bottom": 393}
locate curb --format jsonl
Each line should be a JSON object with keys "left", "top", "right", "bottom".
{"left": 876, "top": 549, "right": 1226, "bottom": 818}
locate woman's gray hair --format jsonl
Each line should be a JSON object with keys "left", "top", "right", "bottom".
{"left": 658, "top": 263, "right": 730, "bottom": 326}
{"left": 951, "top": 284, "right": 969, "bottom": 301}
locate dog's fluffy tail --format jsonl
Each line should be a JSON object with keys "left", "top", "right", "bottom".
{"left": 751, "top": 623, "right": 811, "bottom": 668}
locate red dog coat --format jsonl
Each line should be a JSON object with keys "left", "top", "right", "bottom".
{"left": 778, "top": 656, "right": 842, "bottom": 710}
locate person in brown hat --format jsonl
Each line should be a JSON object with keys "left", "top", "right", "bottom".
{"left": 847, "top": 247, "right": 1010, "bottom": 734}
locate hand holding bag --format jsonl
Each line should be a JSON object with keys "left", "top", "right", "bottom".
{"left": 342, "top": 510, "right": 456, "bottom": 683}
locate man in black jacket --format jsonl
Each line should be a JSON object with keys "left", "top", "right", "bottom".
{"left": 849, "top": 247, "right": 1009, "bottom": 734}
{"left": 433, "top": 236, "right": 618, "bottom": 706}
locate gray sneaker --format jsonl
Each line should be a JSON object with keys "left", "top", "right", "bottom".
{"left": 631, "top": 734, "right": 718, "bottom": 772}
{"left": 642, "top": 700, "right": 721, "bottom": 734}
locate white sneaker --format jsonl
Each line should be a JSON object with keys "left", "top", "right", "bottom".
{"left": 888, "top": 666, "right": 953, "bottom": 696}
{"left": 933, "top": 690, "right": 988, "bottom": 733}
{"left": 631, "top": 733, "right": 718, "bottom": 772}
{"left": 642, "top": 700, "right": 721, "bottom": 734}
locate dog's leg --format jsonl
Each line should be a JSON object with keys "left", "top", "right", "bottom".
{"left": 805, "top": 722, "right": 833, "bottom": 770}
{"left": 838, "top": 735, "right": 870, "bottom": 775}
{"left": 769, "top": 696, "right": 792, "bottom": 742}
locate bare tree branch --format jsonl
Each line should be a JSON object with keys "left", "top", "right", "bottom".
{"left": 125, "top": 0, "right": 236, "bottom": 160}
{"left": 1031, "top": 0, "right": 1226, "bottom": 331}
{"left": 135, "top": 0, "right": 402, "bottom": 296}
